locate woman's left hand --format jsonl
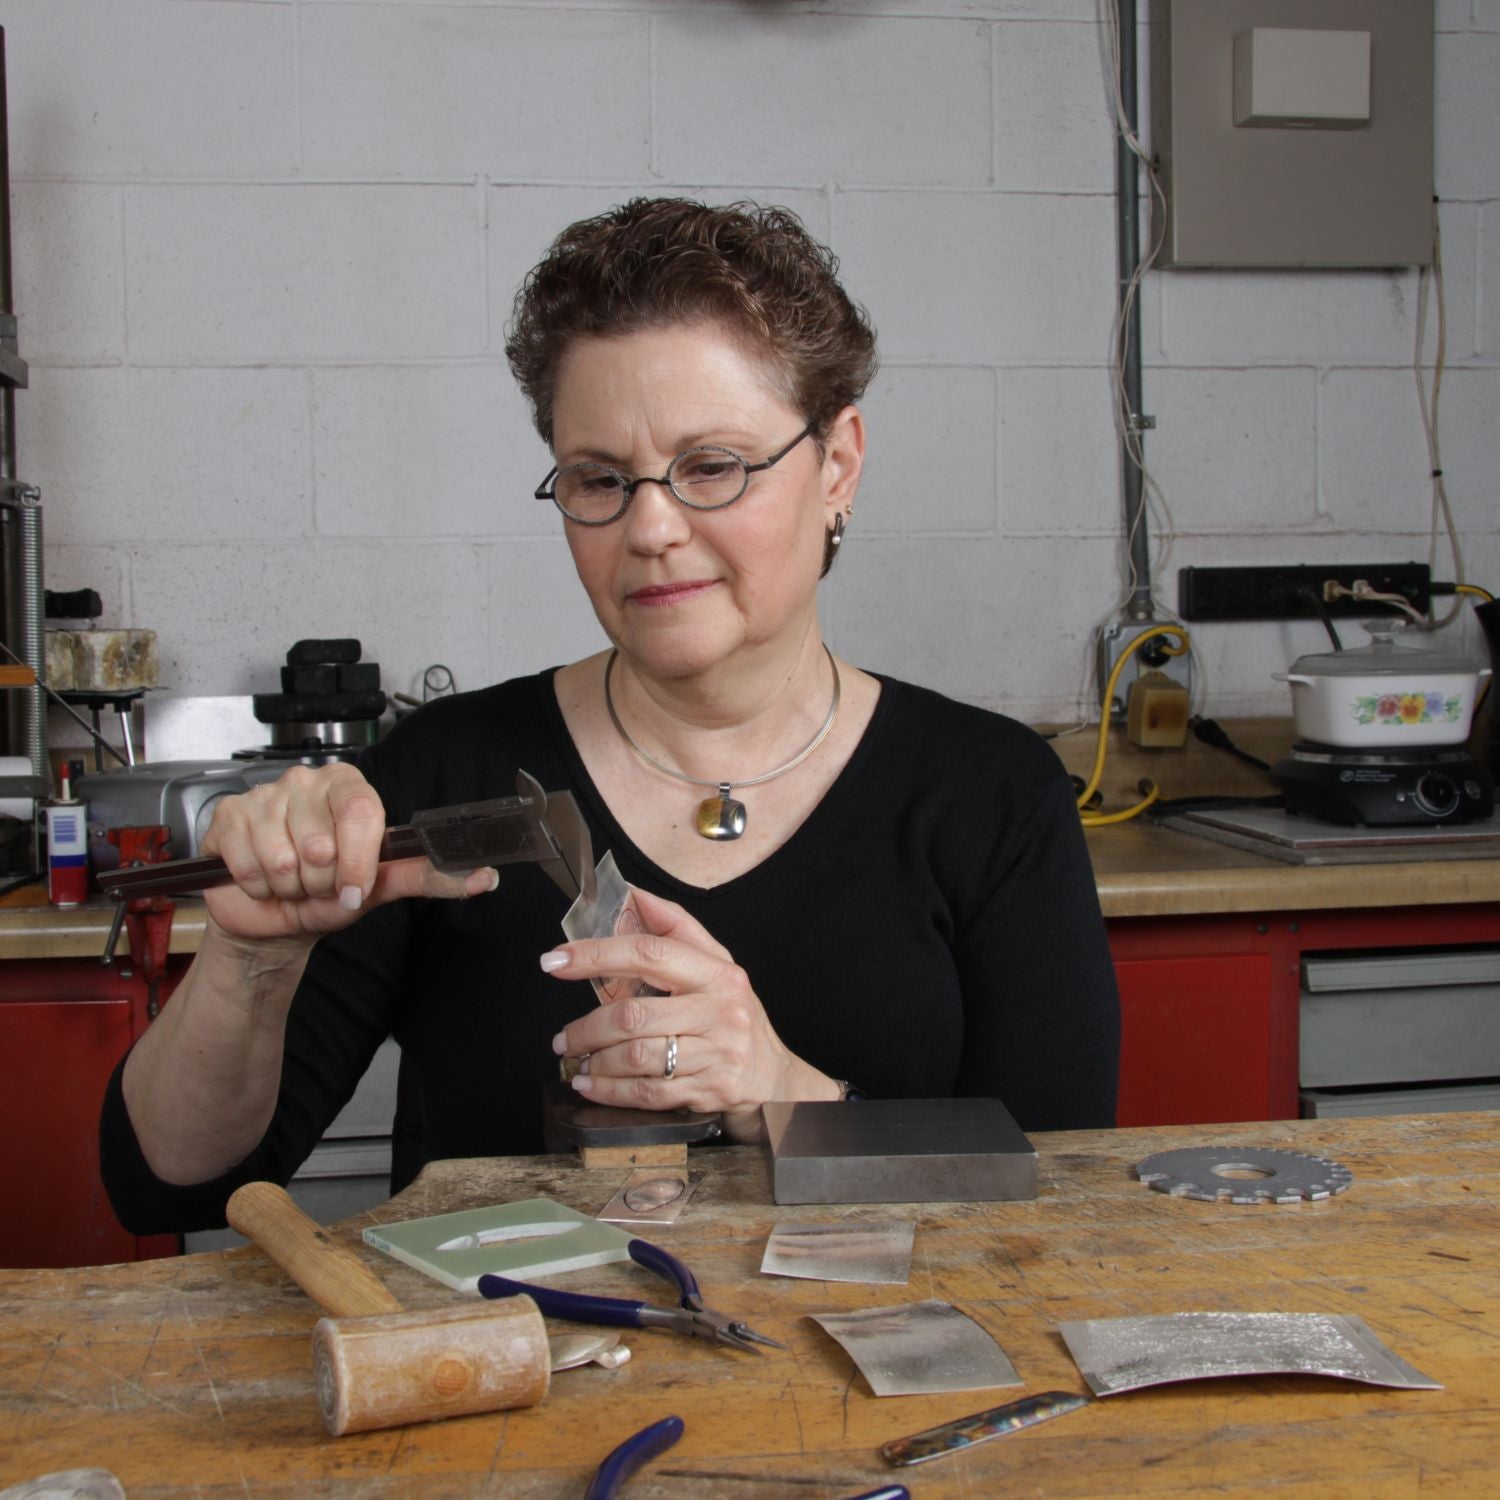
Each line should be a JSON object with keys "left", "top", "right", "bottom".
{"left": 544, "top": 887, "right": 840, "bottom": 1141}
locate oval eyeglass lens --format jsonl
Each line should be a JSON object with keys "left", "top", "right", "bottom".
{"left": 670, "top": 449, "right": 747, "bottom": 507}
{"left": 555, "top": 463, "right": 627, "bottom": 521}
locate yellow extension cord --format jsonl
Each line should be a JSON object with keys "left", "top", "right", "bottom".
{"left": 1077, "top": 624, "right": 1191, "bottom": 828}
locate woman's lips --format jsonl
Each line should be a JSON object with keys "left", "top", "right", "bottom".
{"left": 627, "top": 580, "right": 718, "bottom": 607}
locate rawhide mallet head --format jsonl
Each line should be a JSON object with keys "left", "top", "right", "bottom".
{"left": 227, "top": 1181, "right": 550, "bottom": 1436}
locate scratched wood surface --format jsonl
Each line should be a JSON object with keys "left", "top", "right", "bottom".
{"left": 3, "top": 1113, "right": 1497, "bottom": 1499}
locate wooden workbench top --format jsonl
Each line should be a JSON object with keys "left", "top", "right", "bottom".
{"left": 1085, "top": 818, "right": 1500, "bottom": 917}
{"left": 2, "top": 1113, "right": 1496, "bottom": 1498}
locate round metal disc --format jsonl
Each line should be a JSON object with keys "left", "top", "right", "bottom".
{"left": 1134, "top": 1145, "right": 1353, "bottom": 1204}
{"left": 622, "top": 1176, "right": 687, "bottom": 1212}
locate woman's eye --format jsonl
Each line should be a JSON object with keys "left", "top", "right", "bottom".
{"left": 679, "top": 458, "right": 737, "bottom": 482}
{"left": 577, "top": 470, "right": 624, "bottom": 493}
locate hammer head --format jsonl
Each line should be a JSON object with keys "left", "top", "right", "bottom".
{"left": 312, "top": 1297, "right": 550, "bottom": 1436}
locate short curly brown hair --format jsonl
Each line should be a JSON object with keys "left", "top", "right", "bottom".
{"left": 505, "top": 197, "right": 878, "bottom": 449}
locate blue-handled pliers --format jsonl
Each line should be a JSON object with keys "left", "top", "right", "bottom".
{"left": 478, "top": 1237, "right": 786, "bottom": 1355}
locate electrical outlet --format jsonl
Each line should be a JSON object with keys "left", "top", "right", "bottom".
{"left": 1178, "top": 563, "right": 1432, "bottom": 621}
{"left": 1097, "top": 619, "right": 1192, "bottom": 721}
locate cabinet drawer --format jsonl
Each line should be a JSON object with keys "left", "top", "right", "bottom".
{"left": 1301, "top": 1080, "right": 1500, "bottom": 1117}
{"left": 1300, "top": 982, "right": 1500, "bottom": 1087}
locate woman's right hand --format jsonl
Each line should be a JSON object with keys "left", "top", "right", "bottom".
{"left": 198, "top": 763, "right": 498, "bottom": 944}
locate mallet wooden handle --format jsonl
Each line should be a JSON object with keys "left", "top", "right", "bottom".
{"left": 227, "top": 1181, "right": 402, "bottom": 1319}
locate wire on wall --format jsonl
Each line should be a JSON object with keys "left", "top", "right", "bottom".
{"left": 1413, "top": 207, "right": 1466, "bottom": 630}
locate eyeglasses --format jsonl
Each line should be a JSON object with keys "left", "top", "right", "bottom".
{"left": 535, "top": 424, "right": 814, "bottom": 526}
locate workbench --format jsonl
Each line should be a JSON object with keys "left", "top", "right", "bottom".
{"left": 2, "top": 1113, "right": 1496, "bottom": 1498}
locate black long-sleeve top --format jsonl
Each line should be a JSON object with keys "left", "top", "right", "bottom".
{"left": 101, "top": 669, "right": 1120, "bottom": 1233}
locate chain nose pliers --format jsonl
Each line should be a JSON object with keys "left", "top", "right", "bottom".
{"left": 478, "top": 1237, "right": 785, "bottom": 1354}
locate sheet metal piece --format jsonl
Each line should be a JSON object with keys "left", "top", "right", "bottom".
{"left": 880, "top": 1390, "right": 1091, "bottom": 1468}
{"left": 810, "top": 1300, "right": 1022, "bottom": 1398}
{"left": 760, "top": 1221, "right": 915, "bottom": 1285}
{"left": 549, "top": 1332, "right": 630, "bottom": 1372}
{"left": 1135, "top": 1145, "right": 1353, "bottom": 1203}
{"left": 1058, "top": 1312, "right": 1443, "bottom": 1397}
{"left": 762, "top": 1098, "right": 1037, "bottom": 1205}
{"left": 597, "top": 1169, "right": 697, "bottom": 1226}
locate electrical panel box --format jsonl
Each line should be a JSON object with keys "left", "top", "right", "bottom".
{"left": 1153, "top": 0, "right": 1433, "bottom": 267}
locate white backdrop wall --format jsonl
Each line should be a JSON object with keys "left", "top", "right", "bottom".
{"left": 3, "top": 0, "right": 1497, "bottom": 730}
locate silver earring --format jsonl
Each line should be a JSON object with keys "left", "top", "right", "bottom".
{"left": 829, "top": 513, "right": 846, "bottom": 549}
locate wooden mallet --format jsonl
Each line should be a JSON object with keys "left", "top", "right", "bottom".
{"left": 226, "top": 1181, "right": 551, "bottom": 1436}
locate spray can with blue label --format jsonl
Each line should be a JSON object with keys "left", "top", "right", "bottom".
{"left": 46, "top": 772, "right": 89, "bottom": 906}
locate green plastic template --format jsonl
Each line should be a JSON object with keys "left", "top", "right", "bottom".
{"left": 362, "top": 1196, "right": 634, "bottom": 1293}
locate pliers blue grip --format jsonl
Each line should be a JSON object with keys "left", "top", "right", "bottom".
{"left": 478, "top": 1237, "right": 785, "bottom": 1354}
{"left": 584, "top": 1415, "right": 684, "bottom": 1500}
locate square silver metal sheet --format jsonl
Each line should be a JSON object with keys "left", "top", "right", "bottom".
{"left": 810, "top": 1299, "right": 1022, "bottom": 1397}
{"left": 596, "top": 1168, "right": 696, "bottom": 1226}
{"left": 1058, "top": 1312, "right": 1443, "bottom": 1397}
{"left": 760, "top": 1221, "right": 915, "bottom": 1284}
{"left": 762, "top": 1098, "right": 1036, "bottom": 1205}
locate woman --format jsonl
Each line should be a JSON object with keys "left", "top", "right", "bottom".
{"left": 101, "top": 199, "right": 1119, "bottom": 1232}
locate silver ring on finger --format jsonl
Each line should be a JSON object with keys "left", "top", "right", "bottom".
{"left": 662, "top": 1034, "right": 678, "bottom": 1080}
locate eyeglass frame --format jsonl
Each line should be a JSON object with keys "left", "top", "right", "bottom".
{"left": 534, "top": 423, "right": 816, "bottom": 526}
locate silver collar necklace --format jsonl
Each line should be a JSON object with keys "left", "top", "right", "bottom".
{"left": 603, "top": 645, "right": 841, "bottom": 841}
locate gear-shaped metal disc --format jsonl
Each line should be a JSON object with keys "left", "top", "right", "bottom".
{"left": 1134, "top": 1146, "right": 1353, "bottom": 1204}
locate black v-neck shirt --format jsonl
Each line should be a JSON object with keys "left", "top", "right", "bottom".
{"left": 102, "top": 670, "right": 1119, "bottom": 1233}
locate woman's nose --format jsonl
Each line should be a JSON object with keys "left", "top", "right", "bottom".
{"left": 621, "top": 477, "right": 692, "bottom": 551}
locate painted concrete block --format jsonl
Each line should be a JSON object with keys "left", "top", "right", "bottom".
{"left": 1321, "top": 367, "right": 1500, "bottom": 536}
{"left": 834, "top": 191, "right": 1115, "bottom": 363}
{"left": 1160, "top": 270, "right": 1425, "bottom": 366}
{"left": 822, "top": 533, "right": 1119, "bottom": 710}
{"left": 656, "top": 14, "right": 990, "bottom": 186}
{"left": 128, "top": 539, "right": 491, "bottom": 700}
{"left": 992, "top": 21, "right": 1115, "bottom": 193}
{"left": 856, "top": 366, "right": 998, "bottom": 534}
{"left": 1435, "top": 33, "right": 1500, "bottom": 200}
{"left": 1318, "top": 370, "right": 1432, "bottom": 533}
{"left": 126, "top": 185, "right": 484, "bottom": 362}
{"left": 313, "top": 364, "right": 549, "bottom": 539}
{"left": 18, "top": 367, "right": 311, "bottom": 547}
{"left": 485, "top": 539, "right": 612, "bottom": 684}
{"left": 38, "top": 545, "right": 129, "bottom": 629}
{"left": 1144, "top": 367, "right": 1317, "bottom": 531}
{"left": 301, "top": 6, "right": 649, "bottom": 179}
{"left": 9, "top": 183, "right": 125, "bottom": 365}
{"left": 1481, "top": 204, "right": 1500, "bottom": 356}
{"left": 2, "top": 0, "right": 297, "bottom": 178}
{"left": 1000, "top": 366, "right": 1119, "bottom": 534}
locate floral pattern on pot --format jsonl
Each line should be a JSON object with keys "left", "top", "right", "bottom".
{"left": 1352, "top": 691, "right": 1465, "bottom": 727}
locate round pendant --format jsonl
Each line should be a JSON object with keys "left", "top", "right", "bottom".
{"left": 695, "top": 791, "right": 747, "bottom": 841}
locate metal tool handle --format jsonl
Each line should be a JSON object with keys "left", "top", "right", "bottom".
{"left": 477, "top": 1273, "right": 645, "bottom": 1329}
{"left": 584, "top": 1415, "right": 685, "bottom": 1500}
{"left": 628, "top": 1238, "right": 701, "bottom": 1307}
{"left": 96, "top": 824, "right": 427, "bottom": 899}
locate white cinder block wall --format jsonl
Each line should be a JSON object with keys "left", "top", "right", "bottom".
{"left": 5, "top": 0, "right": 1498, "bottom": 729}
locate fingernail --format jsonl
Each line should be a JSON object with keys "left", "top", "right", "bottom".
{"left": 571, "top": 1074, "right": 594, "bottom": 1096}
{"left": 550, "top": 1031, "right": 566, "bottom": 1055}
{"left": 338, "top": 885, "right": 364, "bottom": 912}
{"left": 484, "top": 868, "right": 499, "bottom": 892}
{"left": 539, "top": 950, "right": 570, "bottom": 973}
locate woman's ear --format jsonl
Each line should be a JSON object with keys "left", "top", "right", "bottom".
{"left": 821, "top": 404, "right": 866, "bottom": 526}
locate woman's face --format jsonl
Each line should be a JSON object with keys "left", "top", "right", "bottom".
{"left": 550, "top": 321, "right": 863, "bottom": 682}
